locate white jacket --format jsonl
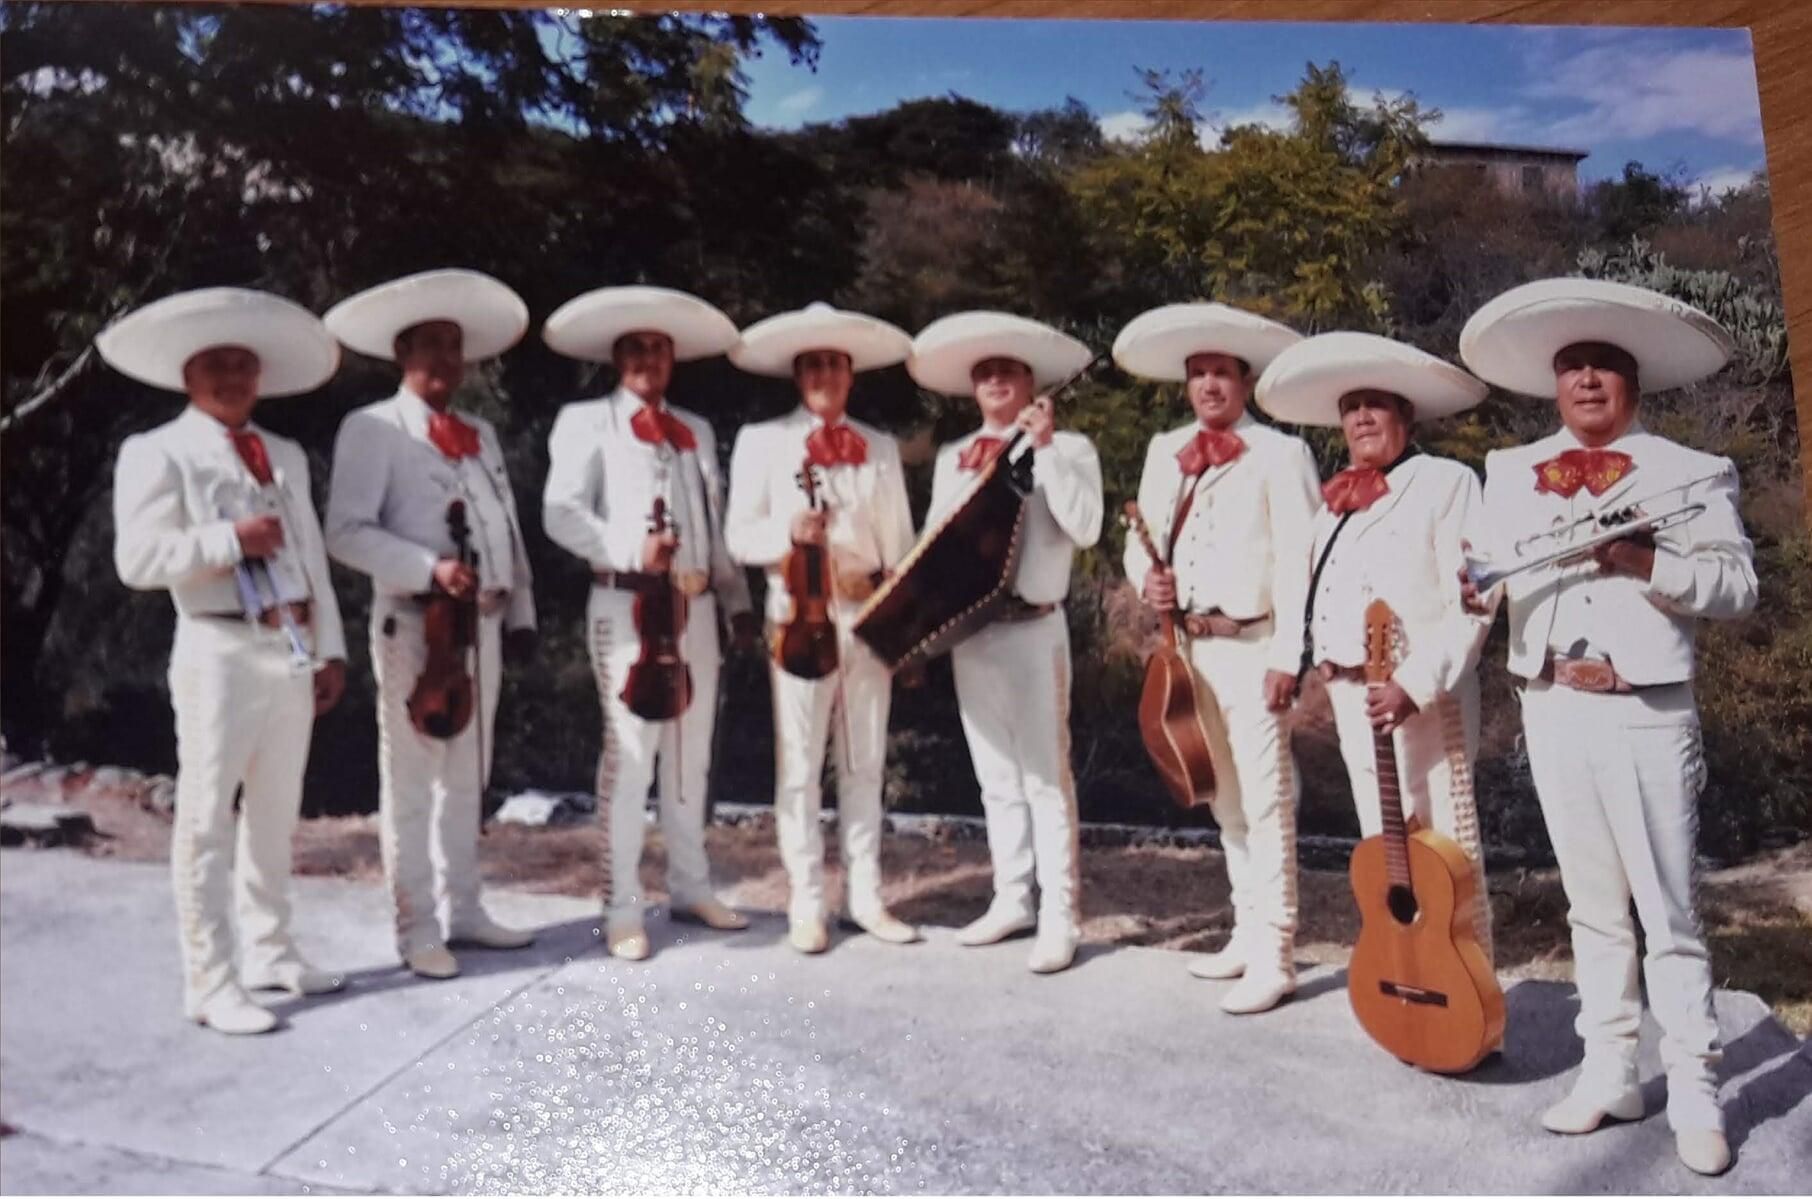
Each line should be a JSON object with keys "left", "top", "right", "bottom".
{"left": 113, "top": 405, "right": 347, "bottom": 659}
{"left": 1123, "top": 413, "right": 1321, "bottom": 675}
{"left": 725, "top": 406, "right": 915, "bottom": 626}
{"left": 1481, "top": 425, "right": 1756, "bottom": 684}
{"left": 540, "top": 387, "right": 750, "bottom": 615}
{"left": 325, "top": 387, "right": 535, "bottom": 631}
{"left": 926, "top": 427, "right": 1103, "bottom": 606}
{"left": 1307, "top": 454, "right": 1492, "bottom": 709}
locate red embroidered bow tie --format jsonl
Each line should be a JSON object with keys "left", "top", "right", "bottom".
{"left": 956, "top": 435, "right": 1008, "bottom": 473}
{"left": 629, "top": 403, "right": 698, "bottom": 452}
{"left": 1533, "top": 448, "right": 1635, "bottom": 498}
{"left": 427, "top": 410, "right": 482, "bottom": 461}
{"left": 1322, "top": 467, "right": 1390, "bottom": 515}
{"left": 228, "top": 428, "right": 273, "bottom": 486}
{"left": 806, "top": 422, "right": 868, "bottom": 468}
{"left": 1176, "top": 426, "right": 1246, "bottom": 476}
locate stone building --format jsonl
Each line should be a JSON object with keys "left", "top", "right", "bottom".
{"left": 1414, "top": 140, "right": 1588, "bottom": 201}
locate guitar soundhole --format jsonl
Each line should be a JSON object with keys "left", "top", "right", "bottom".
{"left": 1386, "top": 885, "right": 1420, "bottom": 925}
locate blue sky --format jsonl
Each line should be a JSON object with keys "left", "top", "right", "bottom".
{"left": 739, "top": 19, "right": 1764, "bottom": 195}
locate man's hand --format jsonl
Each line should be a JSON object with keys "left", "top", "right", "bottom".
{"left": 730, "top": 611, "right": 763, "bottom": 657}
{"left": 1263, "top": 670, "right": 1297, "bottom": 714}
{"left": 313, "top": 658, "right": 346, "bottom": 716}
{"left": 1366, "top": 681, "right": 1419, "bottom": 733}
{"left": 432, "top": 558, "right": 478, "bottom": 598}
{"left": 1457, "top": 539, "right": 1492, "bottom": 614}
{"left": 1592, "top": 531, "right": 1656, "bottom": 581}
{"left": 641, "top": 530, "right": 678, "bottom": 573}
{"left": 1142, "top": 566, "right": 1178, "bottom": 610}
{"left": 504, "top": 627, "right": 538, "bottom": 666}
{"left": 234, "top": 514, "right": 285, "bottom": 559}
{"left": 1016, "top": 395, "right": 1056, "bottom": 449}
{"left": 791, "top": 510, "right": 828, "bottom": 547}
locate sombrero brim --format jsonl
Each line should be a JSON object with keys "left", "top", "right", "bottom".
{"left": 1112, "top": 303, "right": 1302, "bottom": 381}
{"left": 729, "top": 307, "right": 912, "bottom": 377}
{"left": 96, "top": 288, "right": 339, "bottom": 398}
{"left": 323, "top": 269, "right": 528, "bottom": 362}
{"left": 1256, "top": 332, "right": 1486, "bottom": 428}
{"left": 543, "top": 286, "right": 738, "bottom": 363}
{"left": 907, "top": 311, "right": 1093, "bottom": 396}
{"left": 1460, "top": 278, "right": 1735, "bottom": 397}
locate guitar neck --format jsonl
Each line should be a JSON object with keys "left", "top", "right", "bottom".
{"left": 1371, "top": 727, "right": 1412, "bottom": 889}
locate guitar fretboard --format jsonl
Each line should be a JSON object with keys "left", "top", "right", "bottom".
{"left": 1372, "top": 725, "right": 1412, "bottom": 890}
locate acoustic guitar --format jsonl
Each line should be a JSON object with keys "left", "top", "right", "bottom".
{"left": 1346, "top": 598, "right": 1505, "bottom": 1074}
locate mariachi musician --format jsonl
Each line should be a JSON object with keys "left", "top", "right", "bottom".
{"left": 1116, "top": 303, "right": 1319, "bottom": 1015}
{"left": 541, "top": 285, "right": 757, "bottom": 962}
{"left": 324, "top": 269, "right": 538, "bottom": 981}
{"left": 1255, "top": 332, "right": 1497, "bottom": 973}
{"left": 725, "top": 302, "right": 919, "bottom": 955}
{"left": 910, "top": 311, "right": 1101, "bottom": 975}
{"left": 108, "top": 288, "right": 348, "bottom": 1034}
{"left": 1460, "top": 279, "right": 1753, "bottom": 1176}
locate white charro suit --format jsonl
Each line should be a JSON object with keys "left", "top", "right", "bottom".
{"left": 325, "top": 386, "right": 536, "bottom": 958}
{"left": 1482, "top": 424, "right": 1755, "bottom": 1132}
{"left": 1123, "top": 413, "right": 1321, "bottom": 977}
{"left": 725, "top": 407, "right": 915, "bottom": 925}
{"left": 541, "top": 387, "right": 752, "bottom": 921}
{"left": 1306, "top": 452, "right": 1495, "bottom": 965}
{"left": 113, "top": 406, "right": 347, "bottom": 1016}
{"left": 929, "top": 427, "right": 1104, "bottom": 941}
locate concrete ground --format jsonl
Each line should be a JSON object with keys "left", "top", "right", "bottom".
{"left": 1, "top": 850, "right": 1807, "bottom": 1195}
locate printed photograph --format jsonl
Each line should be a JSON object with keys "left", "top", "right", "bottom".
{"left": 1, "top": 4, "right": 1807, "bottom": 1193}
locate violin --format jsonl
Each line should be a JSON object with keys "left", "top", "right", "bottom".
{"left": 775, "top": 462, "right": 839, "bottom": 680}
{"left": 1121, "top": 500, "right": 1238, "bottom": 811}
{"left": 1346, "top": 598, "right": 1505, "bottom": 1074}
{"left": 620, "top": 496, "right": 694, "bottom": 721}
{"left": 407, "top": 499, "right": 478, "bottom": 740}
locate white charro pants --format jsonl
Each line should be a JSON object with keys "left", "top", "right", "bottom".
{"left": 1188, "top": 627, "right": 1299, "bottom": 979}
{"left": 769, "top": 618, "right": 892, "bottom": 925}
{"left": 371, "top": 594, "right": 504, "bottom": 958}
{"left": 1324, "top": 673, "right": 1495, "bottom": 968}
{"left": 1519, "top": 679, "right": 1723, "bottom": 1131}
{"left": 166, "top": 615, "right": 316, "bottom": 1016}
{"left": 951, "top": 612, "right": 1080, "bottom": 938}
{"left": 586, "top": 587, "right": 722, "bottom": 921}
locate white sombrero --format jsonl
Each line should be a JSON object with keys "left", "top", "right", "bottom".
{"left": 323, "top": 268, "right": 528, "bottom": 362}
{"left": 729, "top": 302, "right": 912, "bottom": 377}
{"left": 1112, "top": 302, "right": 1302, "bottom": 381}
{"left": 95, "top": 287, "right": 339, "bottom": 397}
{"left": 543, "top": 285, "right": 738, "bottom": 363}
{"left": 907, "top": 311, "right": 1094, "bottom": 396}
{"left": 1255, "top": 332, "right": 1486, "bottom": 428}
{"left": 1460, "top": 277, "right": 1735, "bottom": 398}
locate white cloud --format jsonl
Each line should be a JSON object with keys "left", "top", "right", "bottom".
{"left": 775, "top": 85, "right": 824, "bottom": 118}
{"left": 1529, "top": 45, "right": 1763, "bottom": 145}
{"left": 1098, "top": 110, "right": 1150, "bottom": 143}
{"left": 1201, "top": 100, "right": 1294, "bottom": 142}
{"left": 1689, "top": 164, "right": 1763, "bottom": 200}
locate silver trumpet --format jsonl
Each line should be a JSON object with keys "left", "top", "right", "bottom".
{"left": 219, "top": 503, "right": 318, "bottom": 673}
{"left": 1462, "top": 500, "right": 1707, "bottom": 593}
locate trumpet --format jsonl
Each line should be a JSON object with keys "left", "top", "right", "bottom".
{"left": 219, "top": 502, "right": 318, "bottom": 673}
{"left": 1463, "top": 498, "right": 1710, "bottom": 593}
{"left": 1509, "top": 469, "right": 1729, "bottom": 555}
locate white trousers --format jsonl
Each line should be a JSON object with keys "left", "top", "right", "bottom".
{"left": 951, "top": 612, "right": 1080, "bottom": 937}
{"left": 769, "top": 620, "right": 892, "bottom": 924}
{"left": 371, "top": 594, "right": 504, "bottom": 957}
{"left": 167, "top": 615, "right": 316, "bottom": 1016}
{"left": 1325, "top": 674, "right": 1495, "bottom": 967}
{"left": 1520, "top": 679, "right": 1723, "bottom": 1131}
{"left": 1188, "top": 630, "right": 1299, "bottom": 977}
{"left": 587, "top": 587, "right": 721, "bottom": 920}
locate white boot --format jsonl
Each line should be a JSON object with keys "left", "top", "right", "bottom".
{"left": 606, "top": 918, "right": 651, "bottom": 961}
{"left": 242, "top": 958, "right": 346, "bottom": 996}
{"left": 193, "top": 984, "right": 279, "bottom": 1035}
{"left": 956, "top": 900, "right": 1037, "bottom": 947}
{"left": 1674, "top": 1129, "right": 1732, "bottom": 1176}
{"left": 1027, "top": 926, "right": 1078, "bottom": 975}
{"left": 449, "top": 912, "right": 536, "bottom": 950}
{"left": 1541, "top": 1069, "right": 1644, "bottom": 1135}
{"left": 1186, "top": 932, "right": 1246, "bottom": 980}
{"left": 1218, "top": 969, "right": 1294, "bottom": 1015}
{"left": 404, "top": 944, "right": 461, "bottom": 979}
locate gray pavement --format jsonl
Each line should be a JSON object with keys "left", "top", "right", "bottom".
{"left": 2, "top": 849, "right": 1808, "bottom": 1195}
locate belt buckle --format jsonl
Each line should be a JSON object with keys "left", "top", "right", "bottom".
{"left": 835, "top": 569, "right": 878, "bottom": 603}
{"left": 1556, "top": 658, "right": 1618, "bottom": 692}
{"left": 675, "top": 570, "right": 710, "bottom": 598}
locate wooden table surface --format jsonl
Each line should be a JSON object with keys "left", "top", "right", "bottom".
{"left": 320, "top": 0, "right": 1812, "bottom": 512}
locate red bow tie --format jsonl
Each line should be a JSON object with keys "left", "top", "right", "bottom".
{"left": 228, "top": 428, "right": 273, "bottom": 486}
{"left": 957, "top": 435, "right": 1009, "bottom": 473}
{"left": 630, "top": 403, "right": 698, "bottom": 452}
{"left": 1533, "top": 448, "right": 1635, "bottom": 498}
{"left": 1176, "top": 426, "right": 1246, "bottom": 476}
{"left": 1322, "top": 467, "right": 1390, "bottom": 515}
{"left": 806, "top": 422, "right": 868, "bottom": 468}
{"left": 427, "top": 411, "right": 482, "bottom": 461}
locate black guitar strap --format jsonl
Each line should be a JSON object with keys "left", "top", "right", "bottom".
{"left": 1296, "top": 446, "right": 1422, "bottom": 685}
